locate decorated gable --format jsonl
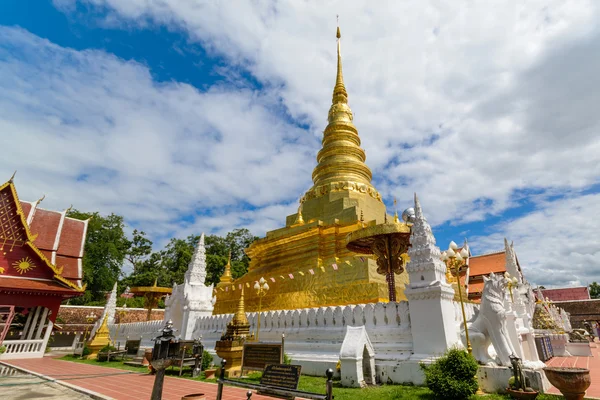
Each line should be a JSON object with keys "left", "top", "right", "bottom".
{"left": 0, "top": 180, "right": 83, "bottom": 291}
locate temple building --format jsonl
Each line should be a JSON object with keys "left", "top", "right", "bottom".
{"left": 212, "top": 28, "right": 405, "bottom": 314}
{"left": 0, "top": 176, "right": 87, "bottom": 359}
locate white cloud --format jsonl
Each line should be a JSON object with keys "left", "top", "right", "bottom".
{"left": 0, "top": 26, "right": 315, "bottom": 241}
{"left": 3, "top": 0, "right": 600, "bottom": 285}
{"left": 472, "top": 193, "right": 600, "bottom": 288}
{"left": 56, "top": 0, "right": 600, "bottom": 222}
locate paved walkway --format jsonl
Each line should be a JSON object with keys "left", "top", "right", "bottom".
{"left": 1, "top": 357, "right": 272, "bottom": 400}
{"left": 546, "top": 343, "right": 600, "bottom": 398}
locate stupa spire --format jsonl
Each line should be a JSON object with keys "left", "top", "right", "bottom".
{"left": 310, "top": 24, "right": 374, "bottom": 189}
{"left": 220, "top": 251, "right": 233, "bottom": 284}
{"left": 185, "top": 233, "right": 207, "bottom": 284}
{"left": 232, "top": 287, "right": 249, "bottom": 326}
{"left": 333, "top": 25, "right": 347, "bottom": 104}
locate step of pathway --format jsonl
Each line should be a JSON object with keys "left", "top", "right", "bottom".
{"left": 2, "top": 357, "right": 272, "bottom": 400}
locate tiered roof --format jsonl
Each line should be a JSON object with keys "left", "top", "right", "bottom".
{"left": 467, "top": 250, "right": 508, "bottom": 301}
{"left": 0, "top": 178, "right": 86, "bottom": 298}
{"left": 19, "top": 200, "right": 88, "bottom": 286}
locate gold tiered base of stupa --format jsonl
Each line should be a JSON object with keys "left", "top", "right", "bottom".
{"left": 213, "top": 194, "right": 409, "bottom": 314}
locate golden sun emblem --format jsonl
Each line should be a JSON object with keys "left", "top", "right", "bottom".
{"left": 12, "top": 257, "right": 36, "bottom": 274}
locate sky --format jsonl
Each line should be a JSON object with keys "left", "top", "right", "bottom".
{"left": 1, "top": 1, "right": 599, "bottom": 288}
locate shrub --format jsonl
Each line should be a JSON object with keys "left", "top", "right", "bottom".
{"left": 100, "top": 344, "right": 117, "bottom": 353}
{"left": 201, "top": 350, "right": 213, "bottom": 371}
{"left": 81, "top": 344, "right": 91, "bottom": 357}
{"left": 0, "top": 345, "right": 6, "bottom": 354}
{"left": 283, "top": 353, "right": 292, "bottom": 365}
{"left": 420, "top": 348, "right": 478, "bottom": 399}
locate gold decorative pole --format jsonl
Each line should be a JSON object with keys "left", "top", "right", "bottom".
{"left": 441, "top": 241, "right": 472, "bottom": 354}
{"left": 83, "top": 312, "right": 96, "bottom": 346}
{"left": 113, "top": 303, "right": 127, "bottom": 350}
{"left": 505, "top": 272, "right": 518, "bottom": 303}
{"left": 253, "top": 277, "right": 269, "bottom": 342}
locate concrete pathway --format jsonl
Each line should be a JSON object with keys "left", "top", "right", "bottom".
{"left": 546, "top": 344, "right": 600, "bottom": 398}
{"left": 1, "top": 357, "right": 272, "bottom": 400}
{"left": 0, "top": 365, "right": 93, "bottom": 400}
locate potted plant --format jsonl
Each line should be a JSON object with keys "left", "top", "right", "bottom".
{"left": 544, "top": 367, "right": 591, "bottom": 400}
{"left": 506, "top": 355, "right": 538, "bottom": 399}
{"left": 204, "top": 363, "right": 217, "bottom": 380}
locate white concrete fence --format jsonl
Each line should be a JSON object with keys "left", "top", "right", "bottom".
{"left": 108, "top": 300, "right": 477, "bottom": 376}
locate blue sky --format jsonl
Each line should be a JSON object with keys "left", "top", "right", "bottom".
{"left": 1, "top": 1, "right": 599, "bottom": 287}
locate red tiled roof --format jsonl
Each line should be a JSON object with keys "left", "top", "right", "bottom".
{"left": 0, "top": 276, "right": 78, "bottom": 294}
{"left": 20, "top": 201, "right": 88, "bottom": 284}
{"left": 468, "top": 251, "right": 506, "bottom": 276}
{"left": 29, "top": 208, "right": 62, "bottom": 250}
{"left": 57, "top": 217, "right": 85, "bottom": 257}
{"left": 542, "top": 287, "right": 590, "bottom": 301}
{"left": 20, "top": 201, "right": 32, "bottom": 220}
{"left": 0, "top": 180, "right": 84, "bottom": 297}
{"left": 55, "top": 255, "right": 79, "bottom": 280}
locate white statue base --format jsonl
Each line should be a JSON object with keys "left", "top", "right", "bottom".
{"left": 477, "top": 365, "right": 550, "bottom": 393}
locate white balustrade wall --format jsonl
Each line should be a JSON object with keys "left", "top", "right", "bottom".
{"left": 0, "top": 340, "right": 45, "bottom": 360}
{"left": 108, "top": 300, "right": 479, "bottom": 377}
{"left": 108, "top": 320, "right": 163, "bottom": 348}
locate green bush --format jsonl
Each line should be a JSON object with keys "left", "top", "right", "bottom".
{"left": 100, "top": 344, "right": 117, "bottom": 353}
{"left": 201, "top": 350, "right": 213, "bottom": 370}
{"left": 81, "top": 344, "right": 91, "bottom": 357}
{"left": 420, "top": 348, "right": 478, "bottom": 399}
{"left": 0, "top": 345, "right": 6, "bottom": 354}
{"left": 283, "top": 353, "right": 292, "bottom": 365}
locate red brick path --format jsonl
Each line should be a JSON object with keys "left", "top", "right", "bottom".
{"left": 546, "top": 344, "right": 600, "bottom": 398}
{"left": 2, "top": 357, "right": 272, "bottom": 400}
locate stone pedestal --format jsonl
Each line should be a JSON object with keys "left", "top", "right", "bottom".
{"left": 477, "top": 365, "right": 550, "bottom": 393}
{"left": 214, "top": 339, "right": 245, "bottom": 377}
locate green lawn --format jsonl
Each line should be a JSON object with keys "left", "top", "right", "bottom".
{"left": 59, "top": 356, "right": 566, "bottom": 400}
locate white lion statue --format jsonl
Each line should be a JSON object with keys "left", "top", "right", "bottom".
{"left": 461, "top": 272, "right": 516, "bottom": 366}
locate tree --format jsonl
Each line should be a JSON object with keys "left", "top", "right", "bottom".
{"left": 125, "top": 229, "right": 153, "bottom": 273}
{"left": 67, "top": 210, "right": 130, "bottom": 304}
{"left": 590, "top": 282, "right": 600, "bottom": 299}
{"left": 201, "top": 229, "right": 259, "bottom": 286}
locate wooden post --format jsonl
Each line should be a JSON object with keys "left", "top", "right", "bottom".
{"left": 281, "top": 334, "right": 285, "bottom": 363}
{"left": 216, "top": 359, "right": 227, "bottom": 400}
{"left": 325, "top": 368, "right": 334, "bottom": 400}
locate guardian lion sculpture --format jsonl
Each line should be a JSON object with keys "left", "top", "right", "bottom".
{"left": 461, "top": 272, "right": 516, "bottom": 366}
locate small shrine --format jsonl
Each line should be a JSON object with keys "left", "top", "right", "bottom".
{"left": 215, "top": 287, "right": 251, "bottom": 377}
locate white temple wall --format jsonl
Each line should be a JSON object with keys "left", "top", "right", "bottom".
{"left": 108, "top": 299, "right": 479, "bottom": 382}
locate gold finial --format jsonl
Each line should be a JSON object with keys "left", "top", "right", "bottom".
{"left": 333, "top": 22, "right": 347, "bottom": 105}
{"left": 221, "top": 251, "right": 233, "bottom": 283}
{"left": 9, "top": 171, "right": 16, "bottom": 183}
{"left": 393, "top": 197, "right": 399, "bottom": 223}
{"left": 153, "top": 277, "right": 158, "bottom": 287}
{"left": 65, "top": 204, "right": 73, "bottom": 214}
{"left": 35, "top": 194, "right": 45, "bottom": 205}
{"left": 294, "top": 202, "right": 305, "bottom": 225}
{"left": 232, "top": 286, "right": 249, "bottom": 326}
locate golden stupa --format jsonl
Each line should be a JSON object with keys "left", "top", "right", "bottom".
{"left": 213, "top": 27, "right": 408, "bottom": 314}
